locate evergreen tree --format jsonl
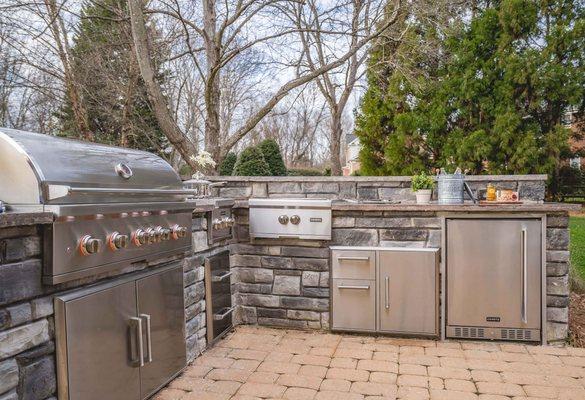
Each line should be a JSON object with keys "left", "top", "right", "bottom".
{"left": 258, "top": 138, "right": 287, "bottom": 176}
{"left": 232, "top": 146, "right": 271, "bottom": 176}
{"left": 355, "top": 0, "right": 584, "bottom": 191}
{"left": 219, "top": 152, "right": 238, "bottom": 175}
{"left": 59, "top": 0, "right": 168, "bottom": 155}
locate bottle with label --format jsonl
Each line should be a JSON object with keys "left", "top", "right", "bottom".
{"left": 486, "top": 183, "right": 496, "bottom": 201}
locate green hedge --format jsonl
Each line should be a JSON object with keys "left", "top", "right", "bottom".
{"left": 232, "top": 146, "right": 271, "bottom": 176}
{"left": 219, "top": 152, "right": 237, "bottom": 175}
{"left": 258, "top": 139, "right": 287, "bottom": 176}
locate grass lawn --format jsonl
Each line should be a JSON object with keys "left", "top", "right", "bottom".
{"left": 571, "top": 216, "right": 585, "bottom": 282}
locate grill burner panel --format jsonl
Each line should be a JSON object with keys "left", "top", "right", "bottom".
{"left": 44, "top": 211, "right": 192, "bottom": 284}
{"left": 0, "top": 129, "right": 196, "bottom": 284}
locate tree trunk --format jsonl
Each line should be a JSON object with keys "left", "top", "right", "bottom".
{"left": 128, "top": 0, "right": 198, "bottom": 169}
{"left": 202, "top": 0, "right": 221, "bottom": 166}
{"left": 44, "top": 0, "right": 93, "bottom": 140}
{"left": 330, "top": 109, "right": 343, "bottom": 175}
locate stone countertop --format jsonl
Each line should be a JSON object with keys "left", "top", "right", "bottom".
{"left": 0, "top": 211, "right": 54, "bottom": 228}
{"left": 330, "top": 201, "right": 581, "bottom": 212}
{"left": 233, "top": 199, "right": 580, "bottom": 213}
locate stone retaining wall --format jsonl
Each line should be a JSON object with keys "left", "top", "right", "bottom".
{"left": 230, "top": 207, "right": 570, "bottom": 344}
{"left": 208, "top": 175, "right": 547, "bottom": 202}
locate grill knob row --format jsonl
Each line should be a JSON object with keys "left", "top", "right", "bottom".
{"left": 79, "top": 225, "right": 188, "bottom": 255}
{"left": 278, "top": 215, "right": 301, "bottom": 225}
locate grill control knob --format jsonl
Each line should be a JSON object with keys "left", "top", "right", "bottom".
{"left": 212, "top": 218, "right": 222, "bottom": 230}
{"left": 171, "top": 225, "right": 188, "bottom": 240}
{"left": 160, "top": 228, "right": 172, "bottom": 241}
{"left": 278, "top": 215, "right": 289, "bottom": 225}
{"left": 290, "top": 215, "right": 301, "bottom": 225}
{"left": 144, "top": 228, "right": 157, "bottom": 244}
{"left": 132, "top": 229, "right": 148, "bottom": 246}
{"left": 108, "top": 232, "right": 128, "bottom": 251}
{"left": 79, "top": 235, "right": 102, "bottom": 256}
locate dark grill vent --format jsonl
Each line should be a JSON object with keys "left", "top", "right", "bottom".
{"left": 453, "top": 327, "right": 485, "bottom": 339}
{"left": 501, "top": 329, "right": 532, "bottom": 341}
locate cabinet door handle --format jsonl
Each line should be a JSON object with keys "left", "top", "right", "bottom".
{"left": 129, "top": 317, "right": 144, "bottom": 367}
{"left": 337, "top": 285, "right": 370, "bottom": 290}
{"left": 337, "top": 256, "right": 370, "bottom": 261}
{"left": 212, "top": 271, "right": 232, "bottom": 282}
{"left": 140, "top": 314, "right": 153, "bottom": 363}
{"left": 521, "top": 228, "right": 527, "bottom": 324}
{"left": 385, "top": 276, "right": 390, "bottom": 309}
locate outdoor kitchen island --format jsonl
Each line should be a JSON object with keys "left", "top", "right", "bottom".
{"left": 220, "top": 175, "right": 580, "bottom": 347}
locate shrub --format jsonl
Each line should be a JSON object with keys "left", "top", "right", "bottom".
{"left": 219, "top": 152, "right": 237, "bottom": 175}
{"left": 411, "top": 172, "right": 435, "bottom": 192}
{"left": 258, "top": 138, "right": 287, "bottom": 176}
{"left": 287, "top": 168, "right": 324, "bottom": 176}
{"left": 232, "top": 146, "right": 271, "bottom": 176}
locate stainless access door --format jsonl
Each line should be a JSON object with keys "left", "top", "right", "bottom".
{"left": 137, "top": 266, "right": 186, "bottom": 399}
{"left": 378, "top": 250, "right": 438, "bottom": 335}
{"left": 58, "top": 281, "right": 140, "bottom": 400}
{"left": 447, "top": 219, "right": 541, "bottom": 332}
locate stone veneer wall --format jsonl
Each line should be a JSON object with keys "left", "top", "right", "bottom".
{"left": 0, "top": 210, "right": 228, "bottom": 400}
{"left": 230, "top": 206, "right": 570, "bottom": 344}
{"left": 208, "top": 175, "right": 547, "bottom": 202}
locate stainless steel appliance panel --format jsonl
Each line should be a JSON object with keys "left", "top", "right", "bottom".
{"left": 56, "top": 281, "right": 140, "bottom": 400}
{"left": 331, "top": 250, "right": 376, "bottom": 280}
{"left": 378, "top": 250, "right": 438, "bottom": 335}
{"left": 0, "top": 128, "right": 186, "bottom": 205}
{"left": 446, "top": 219, "right": 541, "bottom": 339}
{"left": 46, "top": 212, "right": 192, "bottom": 283}
{"left": 137, "top": 266, "right": 186, "bottom": 398}
{"left": 332, "top": 278, "right": 375, "bottom": 332}
{"left": 249, "top": 198, "right": 332, "bottom": 240}
{"left": 205, "top": 251, "right": 233, "bottom": 343}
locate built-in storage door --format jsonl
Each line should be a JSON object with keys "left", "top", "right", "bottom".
{"left": 378, "top": 251, "right": 438, "bottom": 335}
{"left": 137, "top": 266, "right": 186, "bottom": 399}
{"left": 447, "top": 219, "right": 541, "bottom": 330}
{"left": 332, "top": 278, "right": 376, "bottom": 331}
{"left": 62, "top": 281, "right": 140, "bottom": 400}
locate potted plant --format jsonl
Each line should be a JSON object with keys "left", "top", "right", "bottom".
{"left": 412, "top": 172, "right": 435, "bottom": 204}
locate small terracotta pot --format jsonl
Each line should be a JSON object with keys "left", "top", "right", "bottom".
{"left": 415, "top": 189, "right": 432, "bottom": 204}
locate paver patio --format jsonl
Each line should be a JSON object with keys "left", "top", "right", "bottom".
{"left": 155, "top": 326, "right": 585, "bottom": 400}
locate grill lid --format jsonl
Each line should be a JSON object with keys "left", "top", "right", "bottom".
{"left": 0, "top": 128, "right": 191, "bottom": 206}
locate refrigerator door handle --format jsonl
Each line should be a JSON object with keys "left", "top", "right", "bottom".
{"left": 385, "top": 276, "right": 390, "bottom": 309}
{"left": 521, "top": 228, "right": 527, "bottom": 324}
{"left": 129, "top": 317, "right": 144, "bottom": 367}
{"left": 140, "top": 314, "right": 153, "bottom": 363}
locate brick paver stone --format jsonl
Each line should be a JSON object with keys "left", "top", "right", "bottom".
{"left": 284, "top": 387, "right": 318, "bottom": 400}
{"left": 350, "top": 381, "right": 397, "bottom": 397}
{"left": 291, "top": 354, "right": 331, "bottom": 367}
{"left": 247, "top": 371, "right": 279, "bottom": 384}
{"left": 181, "top": 391, "right": 231, "bottom": 400}
{"left": 320, "top": 379, "right": 351, "bottom": 392}
{"left": 205, "top": 380, "right": 242, "bottom": 395}
{"left": 277, "top": 374, "right": 323, "bottom": 390}
{"left": 237, "top": 382, "right": 287, "bottom": 398}
{"left": 369, "top": 371, "right": 397, "bottom": 384}
{"left": 444, "top": 379, "right": 476, "bottom": 392}
{"left": 429, "top": 389, "right": 478, "bottom": 400}
{"left": 397, "top": 374, "right": 429, "bottom": 388}
{"left": 327, "top": 368, "right": 370, "bottom": 382}
{"left": 299, "top": 365, "right": 328, "bottom": 378}
{"left": 476, "top": 381, "right": 525, "bottom": 397}
{"left": 357, "top": 359, "right": 398, "bottom": 373}
{"left": 206, "top": 368, "right": 251, "bottom": 382}
{"left": 315, "top": 391, "right": 365, "bottom": 400}
{"left": 257, "top": 361, "right": 301, "bottom": 374}
{"left": 397, "top": 385, "right": 430, "bottom": 400}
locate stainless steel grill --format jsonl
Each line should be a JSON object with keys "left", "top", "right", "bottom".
{"left": 0, "top": 128, "right": 195, "bottom": 284}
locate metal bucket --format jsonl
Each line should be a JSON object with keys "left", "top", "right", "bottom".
{"left": 437, "top": 170, "right": 465, "bottom": 204}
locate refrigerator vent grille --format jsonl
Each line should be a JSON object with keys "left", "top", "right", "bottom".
{"left": 454, "top": 327, "right": 485, "bottom": 339}
{"left": 501, "top": 329, "right": 532, "bottom": 341}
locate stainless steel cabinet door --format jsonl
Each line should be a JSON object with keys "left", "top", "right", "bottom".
{"left": 447, "top": 219, "right": 541, "bottom": 329}
{"left": 332, "top": 278, "right": 375, "bottom": 331}
{"left": 137, "top": 266, "right": 186, "bottom": 399}
{"left": 332, "top": 250, "right": 376, "bottom": 280}
{"left": 378, "top": 251, "right": 438, "bottom": 335}
{"left": 60, "top": 281, "right": 140, "bottom": 400}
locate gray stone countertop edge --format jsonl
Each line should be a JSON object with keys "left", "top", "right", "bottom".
{"left": 206, "top": 174, "right": 548, "bottom": 183}
{"left": 0, "top": 212, "right": 54, "bottom": 228}
{"left": 233, "top": 200, "right": 580, "bottom": 212}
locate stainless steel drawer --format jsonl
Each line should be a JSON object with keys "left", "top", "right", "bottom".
{"left": 331, "top": 278, "right": 375, "bottom": 331}
{"left": 332, "top": 250, "right": 375, "bottom": 280}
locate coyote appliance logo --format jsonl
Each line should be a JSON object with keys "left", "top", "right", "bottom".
{"left": 486, "top": 317, "right": 501, "bottom": 322}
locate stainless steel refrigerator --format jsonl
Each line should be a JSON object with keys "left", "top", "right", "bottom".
{"left": 445, "top": 218, "right": 542, "bottom": 341}
{"left": 55, "top": 265, "right": 186, "bottom": 400}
